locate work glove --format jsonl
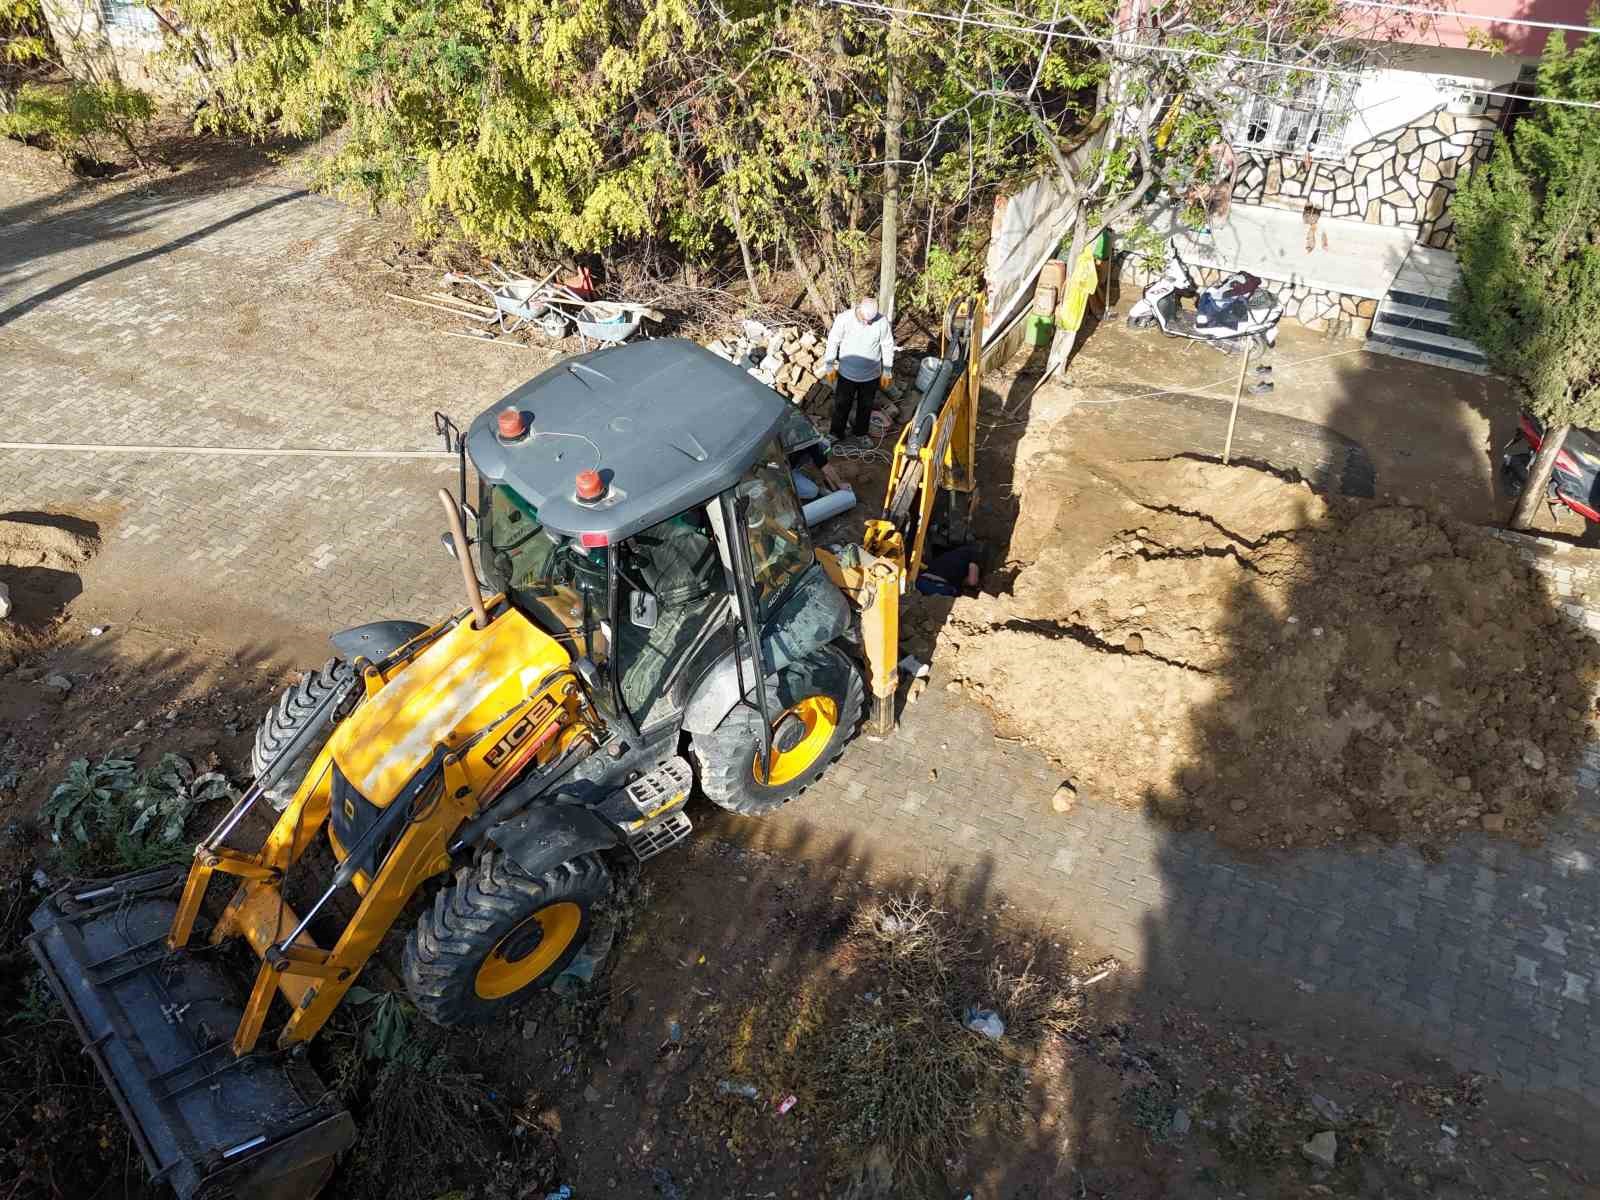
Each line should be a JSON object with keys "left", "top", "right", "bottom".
{"left": 825, "top": 367, "right": 838, "bottom": 384}
{"left": 879, "top": 371, "right": 892, "bottom": 390}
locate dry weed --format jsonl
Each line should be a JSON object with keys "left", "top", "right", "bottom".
{"left": 690, "top": 894, "right": 1080, "bottom": 1193}
{"left": 985, "top": 956, "right": 1087, "bottom": 1040}
{"left": 810, "top": 898, "right": 1042, "bottom": 1186}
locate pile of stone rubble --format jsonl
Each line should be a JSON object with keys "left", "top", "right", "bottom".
{"left": 706, "top": 319, "right": 830, "bottom": 405}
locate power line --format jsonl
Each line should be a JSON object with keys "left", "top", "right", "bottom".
{"left": 819, "top": 0, "right": 1600, "bottom": 111}
{"left": 1340, "top": 0, "right": 1600, "bottom": 38}
{"left": 0, "top": 441, "right": 455, "bottom": 459}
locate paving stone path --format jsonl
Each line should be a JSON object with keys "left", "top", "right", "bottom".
{"left": 2, "top": 182, "right": 542, "bottom": 633}
{"left": 3, "top": 179, "right": 1598, "bottom": 1138}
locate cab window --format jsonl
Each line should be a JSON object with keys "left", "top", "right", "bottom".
{"left": 614, "top": 508, "right": 725, "bottom": 728}
{"left": 735, "top": 437, "right": 812, "bottom": 617}
{"left": 479, "top": 483, "right": 609, "bottom": 665}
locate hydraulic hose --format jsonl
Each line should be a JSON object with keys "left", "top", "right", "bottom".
{"left": 438, "top": 488, "right": 489, "bottom": 630}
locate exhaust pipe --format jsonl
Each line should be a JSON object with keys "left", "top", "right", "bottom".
{"left": 438, "top": 488, "right": 489, "bottom": 630}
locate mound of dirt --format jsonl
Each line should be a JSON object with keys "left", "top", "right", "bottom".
{"left": 945, "top": 459, "right": 1600, "bottom": 850}
{"left": 0, "top": 515, "right": 98, "bottom": 669}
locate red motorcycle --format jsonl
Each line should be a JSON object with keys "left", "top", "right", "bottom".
{"left": 1502, "top": 412, "right": 1600, "bottom": 522}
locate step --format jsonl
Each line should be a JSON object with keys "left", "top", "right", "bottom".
{"left": 1369, "top": 315, "right": 1487, "bottom": 361}
{"left": 1385, "top": 287, "right": 1454, "bottom": 315}
{"left": 1374, "top": 298, "right": 1458, "bottom": 339}
{"left": 1365, "top": 333, "right": 1490, "bottom": 375}
{"left": 1389, "top": 261, "right": 1459, "bottom": 294}
{"left": 1403, "top": 245, "right": 1463, "bottom": 273}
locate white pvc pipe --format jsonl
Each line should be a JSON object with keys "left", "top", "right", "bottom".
{"left": 802, "top": 487, "right": 856, "bottom": 526}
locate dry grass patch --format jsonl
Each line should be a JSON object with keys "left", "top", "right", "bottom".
{"left": 687, "top": 894, "right": 1083, "bottom": 1196}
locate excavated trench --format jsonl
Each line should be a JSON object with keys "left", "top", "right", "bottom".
{"left": 942, "top": 458, "right": 1600, "bottom": 852}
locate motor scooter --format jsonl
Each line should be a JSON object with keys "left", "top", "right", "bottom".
{"left": 1126, "top": 246, "right": 1284, "bottom": 353}
{"left": 1502, "top": 411, "right": 1600, "bottom": 522}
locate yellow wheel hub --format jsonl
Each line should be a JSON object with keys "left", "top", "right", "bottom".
{"left": 756, "top": 696, "right": 839, "bottom": 787}
{"left": 473, "top": 901, "right": 582, "bottom": 1000}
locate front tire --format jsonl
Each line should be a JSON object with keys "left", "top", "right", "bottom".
{"left": 689, "top": 645, "right": 864, "bottom": 817}
{"left": 403, "top": 851, "right": 610, "bottom": 1026}
{"left": 251, "top": 658, "right": 355, "bottom": 811}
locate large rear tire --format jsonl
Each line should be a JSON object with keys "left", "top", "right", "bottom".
{"left": 403, "top": 851, "right": 610, "bottom": 1026}
{"left": 251, "top": 658, "right": 355, "bottom": 811}
{"left": 689, "top": 644, "right": 864, "bottom": 817}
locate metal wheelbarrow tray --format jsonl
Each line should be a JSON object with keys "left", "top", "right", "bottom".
{"left": 28, "top": 864, "right": 354, "bottom": 1200}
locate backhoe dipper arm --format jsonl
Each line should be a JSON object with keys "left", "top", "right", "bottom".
{"left": 840, "top": 292, "right": 985, "bottom": 736}
{"left": 864, "top": 292, "right": 985, "bottom": 582}
{"left": 816, "top": 546, "right": 900, "bottom": 737}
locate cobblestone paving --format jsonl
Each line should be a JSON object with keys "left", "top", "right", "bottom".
{"left": 4, "top": 180, "right": 1599, "bottom": 1135}
{"left": 1, "top": 182, "right": 544, "bottom": 634}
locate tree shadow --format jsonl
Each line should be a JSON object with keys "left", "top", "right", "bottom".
{"left": 1054, "top": 317, "right": 1516, "bottom": 522}
{"left": 0, "top": 186, "right": 310, "bottom": 328}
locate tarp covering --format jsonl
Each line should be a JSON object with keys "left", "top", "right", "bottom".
{"left": 982, "top": 127, "right": 1107, "bottom": 346}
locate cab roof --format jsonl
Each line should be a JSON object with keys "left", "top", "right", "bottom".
{"left": 466, "top": 339, "right": 790, "bottom": 543}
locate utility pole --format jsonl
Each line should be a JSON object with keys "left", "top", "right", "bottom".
{"left": 877, "top": 25, "right": 904, "bottom": 321}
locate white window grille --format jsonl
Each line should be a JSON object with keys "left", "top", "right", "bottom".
{"left": 98, "top": 0, "right": 160, "bottom": 35}
{"left": 1231, "top": 68, "right": 1360, "bottom": 161}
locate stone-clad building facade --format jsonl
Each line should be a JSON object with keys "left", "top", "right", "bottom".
{"left": 1231, "top": 100, "right": 1507, "bottom": 252}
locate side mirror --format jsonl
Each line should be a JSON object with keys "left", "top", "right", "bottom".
{"left": 440, "top": 532, "right": 458, "bottom": 560}
{"left": 628, "top": 591, "right": 659, "bottom": 629}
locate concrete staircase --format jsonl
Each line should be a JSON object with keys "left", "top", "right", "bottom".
{"left": 1365, "top": 245, "right": 1489, "bottom": 374}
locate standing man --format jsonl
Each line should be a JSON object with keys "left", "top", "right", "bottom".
{"left": 822, "top": 297, "right": 895, "bottom": 442}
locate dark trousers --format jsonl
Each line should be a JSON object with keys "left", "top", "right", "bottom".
{"left": 829, "top": 375, "right": 876, "bottom": 439}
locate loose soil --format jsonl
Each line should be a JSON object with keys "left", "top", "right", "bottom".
{"left": 0, "top": 513, "right": 98, "bottom": 673}
{"left": 940, "top": 455, "right": 1600, "bottom": 852}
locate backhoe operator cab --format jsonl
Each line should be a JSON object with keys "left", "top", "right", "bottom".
{"left": 462, "top": 338, "right": 863, "bottom": 802}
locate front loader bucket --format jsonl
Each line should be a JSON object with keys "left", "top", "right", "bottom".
{"left": 27, "top": 865, "right": 354, "bottom": 1200}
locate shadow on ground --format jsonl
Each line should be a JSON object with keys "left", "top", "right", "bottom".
{"left": 0, "top": 186, "right": 309, "bottom": 328}
{"left": 1026, "top": 319, "right": 1600, "bottom": 1196}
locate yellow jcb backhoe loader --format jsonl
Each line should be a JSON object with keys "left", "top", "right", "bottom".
{"left": 27, "top": 295, "right": 985, "bottom": 1199}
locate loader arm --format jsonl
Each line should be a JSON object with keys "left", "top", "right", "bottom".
{"left": 823, "top": 292, "right": 986, "bottom": 736}
{"left": 165, "top": 599, "right": 584, "bottom": 1054}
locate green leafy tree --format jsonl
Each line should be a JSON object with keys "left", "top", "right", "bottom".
{"left": 1, "top": 0, "right": 53, "bottom": 112}
{"left": 1, "top": 79, "right": 155, "bottom": 167}
{"left": 169, "top": 0, "right": 1092, "bottom": 311}
{"left": 1454, "top": 17, "right": 1600, "bottom": 530}
{"left": 165, "top": 0, "right": 1380, "bottom": 318}
{"left": 2, "top": 0, "right": 162, "bottom": 170}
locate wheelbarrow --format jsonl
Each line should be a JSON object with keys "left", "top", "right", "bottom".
{"left": 444, "top": 266, "right": 581, "bottom": 339}
{"left": 574, "top": 301, "right": 643, "bottom": 349}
